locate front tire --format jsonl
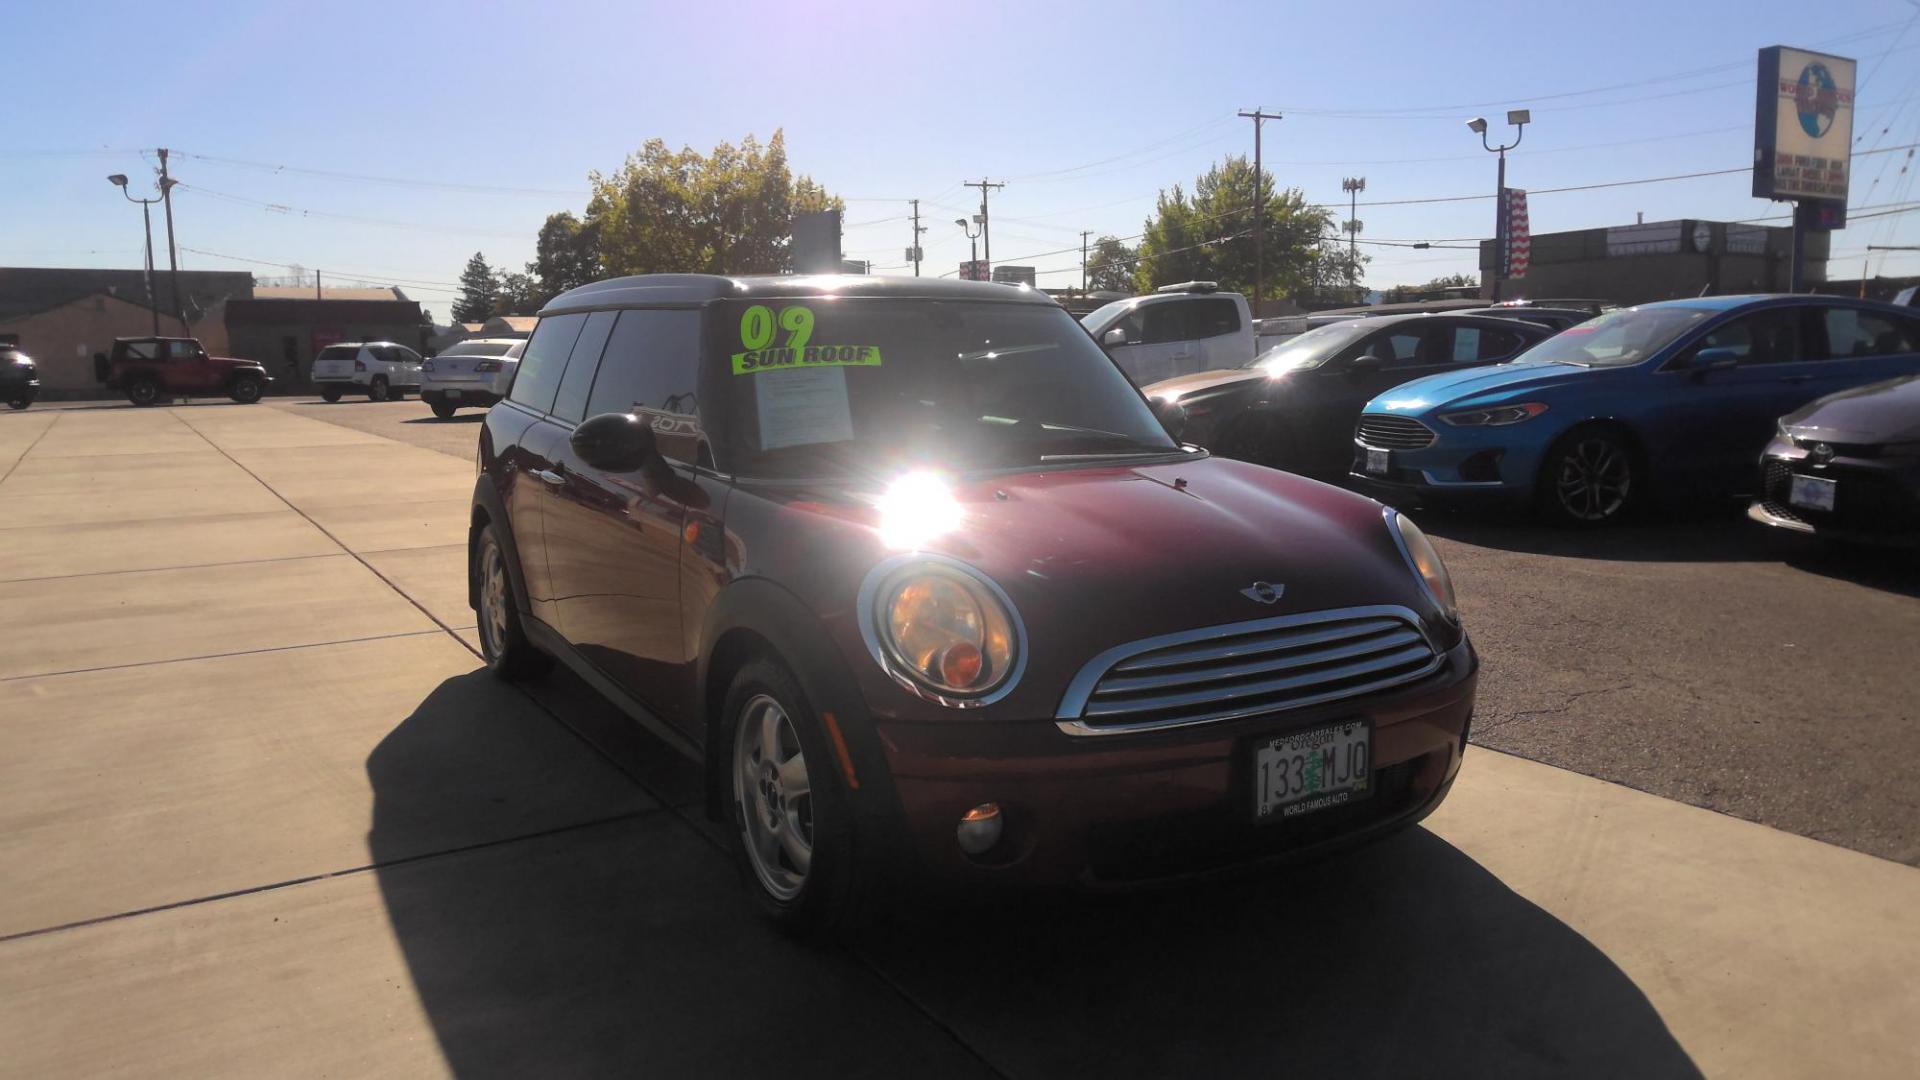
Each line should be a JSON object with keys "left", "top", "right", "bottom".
{"left": 126, "top": 376, "right": 161, "bottom": 407}
{"left": 474, "top": 524, "right": 551, "bottom": 680}
{"left": 229, "top": 374, "right": 264, "bottom": 404}
{"left": 1537, "top": 426, "right": 1640, "bottom": 527}
{"left": 368, "top": 376, "right": 391, "bottom": 402}
{"left": 723, "top": 657, "right": 870, "bottom": 935}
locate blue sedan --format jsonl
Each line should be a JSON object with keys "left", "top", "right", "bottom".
{"left": 1350, "top": 294, "right": 1920, "bottom": 525}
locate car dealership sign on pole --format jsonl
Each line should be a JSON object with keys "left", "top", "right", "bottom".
{"left": 1753, "top": 46, "right": 1854, "bottom": 202}
{"left": 1754, "top": 46, "right": 1854, "bottom": 291}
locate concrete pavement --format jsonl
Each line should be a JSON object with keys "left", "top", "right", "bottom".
{"left": 1, "top": 402, "right": 1916, "bottom": 1078}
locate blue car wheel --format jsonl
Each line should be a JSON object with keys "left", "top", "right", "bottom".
{"left": 1539, "top": 425, "right": 1640, "bottom": 526}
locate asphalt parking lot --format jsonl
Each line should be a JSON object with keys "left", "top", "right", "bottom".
{"left": 3, "top": 398, "right": 1918, "bottom": 1078}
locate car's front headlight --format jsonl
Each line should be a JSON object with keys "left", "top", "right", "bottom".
{"left": 857, "top": 556, "right": 1025, "bottom": 706}
{"left": 1440, "top": 402, "right": 1548, "bottom": 426}
{"left": 1386, "top": 509, "right": 1458, "bottom": 623}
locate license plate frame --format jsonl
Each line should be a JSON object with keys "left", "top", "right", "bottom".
{"left": 1250, "top": 719, "right": 1374, "bottom": 822}
{"left": 1789, "top": 473, "right": 1836, "bottom": 512}
{"left": 1365, "top": 447, "right": 1390, "bottom": 475}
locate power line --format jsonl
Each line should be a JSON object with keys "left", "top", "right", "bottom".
{"left": 176, "top": 183, "right": 527, "bottom": 239}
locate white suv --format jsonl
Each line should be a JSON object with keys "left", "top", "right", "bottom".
{"left": 420, "top": 337, "right": 526, "bottom": 418}
{"left": 311, "top": 342, "right": 425, "bottom": 402}
{"left": 1080, "top": 282, "right": 1256, "bottom": 385}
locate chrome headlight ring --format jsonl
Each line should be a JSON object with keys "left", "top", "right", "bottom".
{"left": 855, "top": 553, "right": 1029, "bottom": 709}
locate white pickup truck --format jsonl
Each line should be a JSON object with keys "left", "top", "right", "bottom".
{"left": 1080, "top": 281, "right": 1257, "bottom": 386}
{"left": 311, "top": 342, "right": 425, "bottom": 402}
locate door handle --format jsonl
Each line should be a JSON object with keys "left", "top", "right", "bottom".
{"left": 533, "top": 468, "right": 565, "bottom": 486}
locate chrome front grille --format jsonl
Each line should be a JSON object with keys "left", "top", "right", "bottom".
{"left": 1056, "top": 606, "right": 1443, "bottom": 735}
{"left": 1356, "top": 414, "right": 1436, "bottom": 450}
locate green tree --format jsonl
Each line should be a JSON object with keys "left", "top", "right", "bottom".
{"left": 530, "top": 211, "right": 601, "bottom": 300}
{"left": 583, "top": 130, "right": 843, "bottom": 276}
{"left": 452, "top": 252, "right": 497, "bottom": 323}
{"left": 492, "top": 271, "right": 541, "bottom": 317}
{"left": 1132, "top": 156, "right": 1340, "bottom": 302}
{"left": 1085, "top": 236, "right": 1137, "bottom": 291}
{"left": 1382, "top": 272, "right": 1479, "bottom": 303}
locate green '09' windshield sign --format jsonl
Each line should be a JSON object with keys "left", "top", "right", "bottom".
{"left": 731, "top": 303, "right": 883, "bottom": 374}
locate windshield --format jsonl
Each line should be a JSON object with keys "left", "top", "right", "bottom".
{"left": 1080, "top": 298, "right": 1136, "bottom": 334}
{"left": 1516, "top": 306, "right": 1716, "bottom": 368}
{"left": 442, "top": 341, "right": 515, "bottom": 357}
{"left": 1246, "top": 320, "right": 1371, "bottom": 371}
{"left": 718, "top": 298, "right": 1179, "bottom": 479}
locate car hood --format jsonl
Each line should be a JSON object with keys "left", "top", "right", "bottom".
{"left": 1366, "top": 360, "right": 1588, "bottom": 415}
{"left": 767, "top": 456, "right": 1451, "bottom": 721}
{"left": 1781, "top": 373, "right": 1920, "bottom": 444}
{"left": 1142, "top": 368, "right": 1267, "bottom": 400}
{"left": 209, "top": 355, "right": 266, "bottom": 371}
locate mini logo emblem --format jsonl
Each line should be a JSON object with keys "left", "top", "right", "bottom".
{"left": 1810, "top": 442, "right": 1835, "bottom": 464}
{"left": 1240, "top": 581, "right": 1285, "bottom": 605}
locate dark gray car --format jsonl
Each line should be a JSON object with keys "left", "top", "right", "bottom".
{"left": 1144, "top": 313, "right": 1553, "bottom": 479}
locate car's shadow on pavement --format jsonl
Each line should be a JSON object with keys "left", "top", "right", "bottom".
{"left": 404, "top": 414, "right": 485, "bottom": 425}
{"left": 367, "top": 672, "right": 1701, "bottom": 1079}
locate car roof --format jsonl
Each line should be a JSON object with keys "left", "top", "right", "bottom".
{"left": 1630, "top": 293, "right": 1920, "bottom": 316}
{"left": 540, "top": 274, "right": 1059, "bottom": 316}
{"left": 1342, "top": 311, "right": 1552, "bottom": 331}
{"left": 444, "top": 337, "right": 522, "bottom": 346}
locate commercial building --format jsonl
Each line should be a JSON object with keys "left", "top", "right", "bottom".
{"left": 1478, "top": 219, "right": 1827, "bottom": 306}
{"left": 225, "top": 295, "right": 428, "bottom": 393}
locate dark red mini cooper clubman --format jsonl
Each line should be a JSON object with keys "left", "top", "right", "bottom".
{"left": 469, "top": 274, "right": 1477, "bottom": 931}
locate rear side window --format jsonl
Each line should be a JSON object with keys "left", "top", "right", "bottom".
{"left": 587, "top": 309, "right": 704, "bottom": 460}
{"left": 317, "top": 345, "right": 359, "bottom": 362}
{"left": 123, "top": 341, "right": 162, "bottom": 361}
{"left": 1191, "top": 298, "right": 1240, "bottom": 338}
{"left": 551, "top": 311, "right": 617, "bottom": 423}
{"left": 509, "top": 313, "right": 586, "bottom": 412}
{"left": 1447, "top": 325, "right": 1525, "bottom": 362}
{"left": 1821, "top": 307, "right": 1919, "bottom": 359}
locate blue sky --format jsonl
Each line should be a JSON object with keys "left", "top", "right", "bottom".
{"left": 10, "top": 0, "right": 1920, "bottom": 321}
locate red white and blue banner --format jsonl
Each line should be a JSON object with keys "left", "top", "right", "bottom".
{"left": 1502, "top": 189, "right": 1531, "bottom": 279}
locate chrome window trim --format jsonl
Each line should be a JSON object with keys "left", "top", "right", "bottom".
{"left": 855, "top": 553, "right": 1029, "bottom": 709}
{"left": 1054, "top": 604, "right": 1440, "bottom": 736}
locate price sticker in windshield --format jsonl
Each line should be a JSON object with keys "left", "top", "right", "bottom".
{"left": 732, "top": 304, "right": 883, "bottom": 374}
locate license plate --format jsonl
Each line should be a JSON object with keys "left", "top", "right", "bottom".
{"left": 1365, "top": 447, "right": 1390, "bottom": 475}
{"left": 1253, "top": 720, "right": 1372, "bottom": 820}
{"left": 1789, "top": 473, "right": 1836, "bottom": 512}
{"left": 446, "top": 389, "right": 462, "bottom": 399}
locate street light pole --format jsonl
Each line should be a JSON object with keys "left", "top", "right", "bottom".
{"left": 1468, "top": 110, "right": 1529, "bottom": 302}
{"left": 108, "top": 173, "right": 162, "bottom": 335}
{"left": 955, "top": 218, "right": 982, "bottom": 278}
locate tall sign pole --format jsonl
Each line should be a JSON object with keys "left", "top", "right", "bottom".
{"left": 1237, "top": 109, "right": 1283, "bottom": 316}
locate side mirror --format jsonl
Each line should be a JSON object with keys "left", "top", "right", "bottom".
{"left": 570, "top": 411, "right": 656, "bottom": 472}
{"left": 1693, "top": 347, "right": 1740, "bottom": 372}
{"left": 1151, "top": 397, "right": 1188, "bottom": 439}
{"left": 1101, "top": 326, "right": 1131, "bottom": 349}
{"left": 1348, "top": 353, "right": 1386, "bottom": 373}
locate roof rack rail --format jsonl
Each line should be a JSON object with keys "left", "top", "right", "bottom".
{"left": 1154, "top": 280, "right": 1219, "bottom": 294}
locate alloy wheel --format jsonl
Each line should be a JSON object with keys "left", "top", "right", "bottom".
{"left": 1555, "top": 437, "right": 1632, "bottom": 521}
{"left": 129, "top": 380, "right": 158, "bottom": 406}
{"left": 479, "top": 540, "right": 510, "bottom": 661}
{"left": 733, "top": 694, "right": 814, "bottom": 901}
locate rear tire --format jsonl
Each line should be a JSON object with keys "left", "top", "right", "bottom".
{"left": 430, "top": 401, "right": 457, "bottom": 419}
{"left": 229, "top": 374, "right": 263, "bottom": 404}
{"left": 722, "top": 657, "right": 872, "bottom": 936}
{"left": 6, "top": 397, "right": 29, "bottom": 411}
{"left": 474, "top": 524, "right": 552, "bottom": 680}
{"left": 320, "top": 387, "right": 343, "bottom": 403}
{"left": 1536, "top": 425, "right": 1641, "bottom": 527}
{"left": 368, "top": 376, "right": 391, "bottom": 402}
{"left": 126, "top": 376, "right": 161, "bottom": 407}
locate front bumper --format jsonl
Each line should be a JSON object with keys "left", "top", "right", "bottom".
{"left": 1750, "top": 439, "right": 1920, "bottom": 547}
{"left": 1345, "top": 420, "right": 1549, "bottom": 504}
{"left": 873, "top": 636, "right": 1477, "bottom": 889}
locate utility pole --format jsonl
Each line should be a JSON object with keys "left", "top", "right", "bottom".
{"left": 1237, "top": 109, "right": 1283, "bottom": 317}
{"left": 157, "top": 148, "right": 186, "bottom": 333}
{"left": 1081, "top": 230, "right": 1093, "bottom": 292}
{"left": 908, "top": 199, "right": 927, "bottom": 277}
{"left": 963, "top": 179, "right": 1004, "bottom": 272}
{"left": 316, "top": 268, "right": 323, "bottom": 301}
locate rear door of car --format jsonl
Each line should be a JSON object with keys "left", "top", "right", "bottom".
{"left": 1192, "top": 296, "right": 1252, "bottom": 371}
{"left": 1807, "top": 303, "right": 1920, "bottom": 401}
{"left": 546, "top": 308, "right": 705, "bottom": 730}
{"left": 387, "top": 345, "right": 425, "bottom": 386}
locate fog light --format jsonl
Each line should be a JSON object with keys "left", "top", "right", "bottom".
{"left": 956, "top": 803, "right": 1003, "bottom": 855}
